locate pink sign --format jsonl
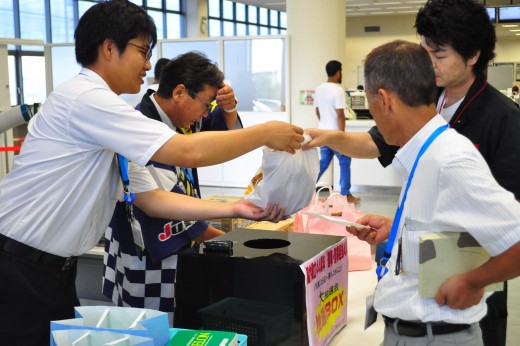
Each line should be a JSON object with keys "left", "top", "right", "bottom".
{"left": 301, "top": 238, "right": 349, "bottom": 346}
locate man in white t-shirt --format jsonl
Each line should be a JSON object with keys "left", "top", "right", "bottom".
{"left": 314, "top": 60, "right": 359, "bottom": 203}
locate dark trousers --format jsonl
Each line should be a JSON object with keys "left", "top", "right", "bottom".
{"left": 0, "top": 247, "right": 79, "bottom": 346}
{"left": 480, "top": 283, "right": 508, "bottom": 346}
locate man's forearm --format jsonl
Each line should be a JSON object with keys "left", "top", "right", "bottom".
{"left": 465, "top": 242, "right": 520, "bottom": 288}
{"left": 327, "top": 131, "right": 381, "bottom": 159}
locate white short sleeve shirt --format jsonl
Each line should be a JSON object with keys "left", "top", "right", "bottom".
{"left": 314, "top": 82, "right": 346, "bottom": 130}
{"left": 374, "top": 115, "right": 520, "bottom": 324}
{"left": 0, "top": 68, "right": 175, "bottom": 256}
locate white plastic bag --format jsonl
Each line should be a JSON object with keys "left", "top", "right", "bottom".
{"left": 245, "top": 135, "right": 319, "bottom": 215}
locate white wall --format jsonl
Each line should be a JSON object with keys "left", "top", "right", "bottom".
{"left": 343, "top": 14, "right": 520, "bottom": 89}
{"left": 344, "top": 14, "right": 419, "bottom": 88}
{"left": 287, "top": 0, "right": 346, "bottom": 131}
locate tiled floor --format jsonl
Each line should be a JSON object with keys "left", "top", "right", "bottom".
{"left": 200, "top": 185, "right": 519, "bottom": 345}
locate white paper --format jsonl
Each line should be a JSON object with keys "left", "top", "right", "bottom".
{"left": 302, "top": 212, "right": 369, "bottom": 230}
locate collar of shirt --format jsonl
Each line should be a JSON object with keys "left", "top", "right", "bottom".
{"left": 437, "top": 89, "right": 465, "bottom": 123}
{"left": 150, "top": 92, "right": 176, "bottom": 131}
{"left": 79, "top": 67, "right": 112, "bottom": 91}
{"left": 392, "top": 114, "right": 449, "bottom": 180}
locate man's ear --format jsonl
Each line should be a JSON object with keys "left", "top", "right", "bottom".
{"left": 467, "top": 50, "right": 481, "bottom": 68}
{"left": 173, "top": 84, "right": 186, "bottom": 100}
{"left": 101, "top": 39, "right": 115, "bottom": 61}
{"left": 379, "top": 88, "right": 390, "bottom": 108}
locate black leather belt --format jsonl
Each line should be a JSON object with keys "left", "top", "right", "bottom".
{"left": 383, "top": 316, "right": 471, "bottom": 337}
{"left": 0, "top": 233, "right": 77, "bottom": 271}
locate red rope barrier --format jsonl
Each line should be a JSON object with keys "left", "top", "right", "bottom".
{"left": 0, "top": 146, "right": 21, "bottom": 152}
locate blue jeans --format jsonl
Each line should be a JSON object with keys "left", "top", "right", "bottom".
{"left": 316, "top": 146, "right": 352, "bottom": 195}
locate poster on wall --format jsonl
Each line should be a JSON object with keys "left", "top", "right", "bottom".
{"left": 300, "top": 90, "right": 315, "bottom": 105}
{"left": 300, "top": 238, "right": 348, "bottom": 346}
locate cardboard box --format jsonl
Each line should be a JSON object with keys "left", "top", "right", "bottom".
{"left": 206, "top": 217, "right": 255, "bottom": 233}
{"left": 246, "top": 218, "right": 294, "bottom": 232}
{"left": 168, "top": 329, "right": 238, "bottom": 346}
{"left": 203, "top": 196, "right": 255, "bottom": 233}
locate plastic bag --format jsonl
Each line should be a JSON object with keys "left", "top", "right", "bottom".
{"left": 245, "top": 135, "right": 319, "bottom": 215}
{"left": 293, "top": 184, "right": 373, "bottom": 271}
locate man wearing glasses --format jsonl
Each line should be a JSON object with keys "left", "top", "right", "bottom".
{"left": 103, "top": 52, "right": 243, "bottom": 324}
{"left": 0, "top": 1, "right": 303, "bottom": 344}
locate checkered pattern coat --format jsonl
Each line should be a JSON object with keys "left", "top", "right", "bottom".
{"left": 102, "top": 90, "right": 240, "bottom": 312}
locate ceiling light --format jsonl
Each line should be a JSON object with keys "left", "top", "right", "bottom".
{"left": 501, "top": 24, "right": 519, "bottom": 28}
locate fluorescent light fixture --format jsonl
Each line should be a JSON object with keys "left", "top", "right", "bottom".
{"left": 501, "top": 24, "right": 519, "bottom": 27}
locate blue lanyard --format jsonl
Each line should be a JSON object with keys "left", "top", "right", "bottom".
{"left": 181, "top": 167, "right": 195, "bottom": 186}
{"left": 117, "top": 154, "right": 135, "bottom": 221}
{"left": 376, "top": 124, "right": 449, "bottom": 280}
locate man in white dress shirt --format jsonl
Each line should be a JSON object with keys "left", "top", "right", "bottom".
{"left": 349, "top": 40, "right": 520, "bottom": 345}
{"left": 0, "top": 1, "right": 303, "bottom": 344}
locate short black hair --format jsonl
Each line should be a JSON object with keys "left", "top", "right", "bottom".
{"left": 74, "top": 0, "right": 157, "bottom": 67}
{"left": 154, "top": 58, "right": 170, "bottom": 82}
{"left": 415, "top": 0, "right": 496, "bottom": 76}
{"left": 364, "top": 40, "right": 437, "bottom": 108}
{"left": 156, "top": 52, "right": 224, "bottom": 99}
{"left": 326, "top": 60, "right": 342, "bottom": 77}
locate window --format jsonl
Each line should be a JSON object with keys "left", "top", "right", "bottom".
{"left": 51, "top": 0, "right": 75, "bottom": 43}
{"left": 208, "top": 0, "right": 287, "bottom": 37}
{"left": 19, "top": 0, "right": 46, "bottom": 42}
{"left": 224, "top": 38, "right": 287, "bottom": 112}
{"left": 1, "top": 0, "right": 185, "bottom": 106}
{"left": 21, "top": 55, "right": 46, "bottom": 105}
{"left": 3, "top": 0, "right": 184, "bottom": 44}
{"left": 0, "top": 2, "right": 15, "bottom": 39}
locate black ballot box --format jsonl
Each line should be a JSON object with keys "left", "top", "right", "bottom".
{"left": 174, "top": 228, "right": 344, "bottom": 346}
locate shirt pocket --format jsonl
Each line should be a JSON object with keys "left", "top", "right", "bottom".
{"left": 401, "top": 217, "right": 432, "bottom": 275}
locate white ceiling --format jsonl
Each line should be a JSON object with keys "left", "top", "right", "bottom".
{"left": 233, "top": 0, "right": 520, "bottom": 39}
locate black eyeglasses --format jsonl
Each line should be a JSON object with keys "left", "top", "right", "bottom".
{"left": 187, "top": 89, "right": 213, "bottom": 113}
{"left": 127, "top": 42, "right": 152, "bottom": 60}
